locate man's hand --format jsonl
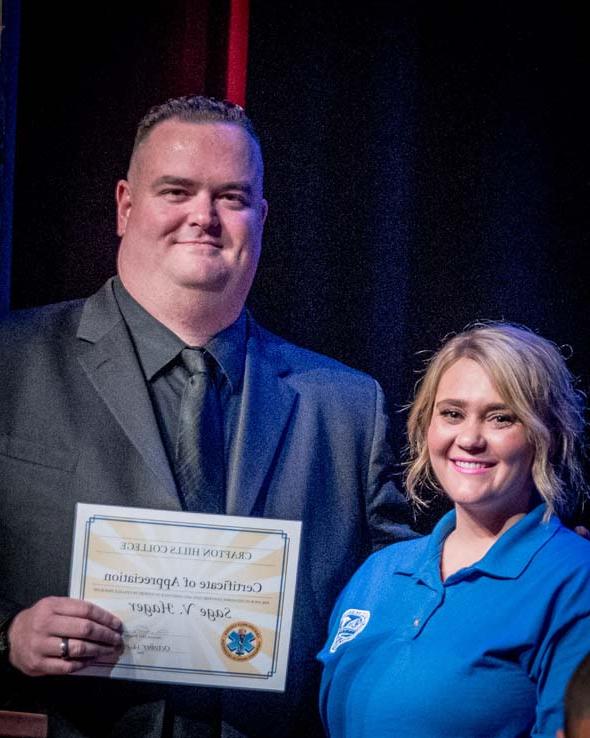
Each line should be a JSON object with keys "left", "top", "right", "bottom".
{"left": 7, "top": 596, "right": 123, "bottom": 676}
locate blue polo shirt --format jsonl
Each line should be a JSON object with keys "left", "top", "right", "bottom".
{"left": 318, "top": 505, "right": 590, "bottom": 738}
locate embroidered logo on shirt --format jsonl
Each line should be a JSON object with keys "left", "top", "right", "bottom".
{"left": 329, "top": 608, "right": 371, "bottom": 653}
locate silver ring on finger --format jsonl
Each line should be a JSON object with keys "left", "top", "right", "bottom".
{"left": 59, "top": 636, "right": 70, "bottom": 659}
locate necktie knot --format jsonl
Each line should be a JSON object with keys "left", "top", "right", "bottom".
{"left": 180, "top": 347, "right": 209, "bottom": 376}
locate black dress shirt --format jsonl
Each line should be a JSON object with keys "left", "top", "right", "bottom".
{"left": 112, "top": 277, "right": 247, "bottom": 510}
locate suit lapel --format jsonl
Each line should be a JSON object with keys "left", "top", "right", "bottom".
{"left": 76, "top": 281, "right": 177, "bottom": 499}
{"left": 225, "top": 321, "right": 298, "bottom": 517}
{"left": 75, "top": 285, "right": 296, "bottom": 515}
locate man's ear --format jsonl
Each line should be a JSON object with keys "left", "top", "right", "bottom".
{"left": 116, "top": 180, "right": 132, "bottom": 237}
{"left": 556, "top": 728, "right": 565, "bottom": 738}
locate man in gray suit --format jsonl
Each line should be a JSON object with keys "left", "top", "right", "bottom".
{"left": 0, "top": 96, "right": 413, "bottom": 736}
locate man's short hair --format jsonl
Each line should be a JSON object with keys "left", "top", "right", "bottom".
{"left": 132, "top": 95, "right": 261, "bottom": 157}
{"left": 565, "top": 652, "right": 590, "bottom": 735}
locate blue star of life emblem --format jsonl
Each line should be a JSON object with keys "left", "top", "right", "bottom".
{"left": 227, "top": 628, "right": 256, "bottom": 656}
{"left": 221, "top": 621, "right": 262, "bottom": 661}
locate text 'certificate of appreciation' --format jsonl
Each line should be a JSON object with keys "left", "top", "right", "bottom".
{"left": 69, "top": 503, "right": 301, "bottom": 691}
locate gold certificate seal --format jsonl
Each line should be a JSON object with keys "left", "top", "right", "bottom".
{"left": 221, "top": 622, "right": 262, "bottom": 661}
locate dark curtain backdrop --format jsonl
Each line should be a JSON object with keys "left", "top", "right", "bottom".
{"left": 245, "top": 2, "right": 590, "bottom": 529}
{"left": 0, "top": 0, "right": 20, "bottom": 315}
{"left": 7, "top": 2, "right": 590, "bottom": 530}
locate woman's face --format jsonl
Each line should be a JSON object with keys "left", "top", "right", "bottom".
{"left": 427, "top": 357, "right": 535, "bottom": 518}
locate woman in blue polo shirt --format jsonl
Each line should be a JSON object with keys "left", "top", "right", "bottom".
{"left": 319, "top": 323, "right": 590, "bottom": 738}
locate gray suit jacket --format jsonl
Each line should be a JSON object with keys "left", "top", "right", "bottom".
{"left": 0, "top": 279, "right": 414, "bottom": 737}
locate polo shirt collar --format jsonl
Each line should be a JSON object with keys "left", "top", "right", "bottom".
{"left": 398, "top": 503, "right": 559, "bottom": 588}
{"left": 410, "top": 511, "right": 455, "bottom": 590}
{"left": 463, "top": 504, "right": 559, "bottom": 580}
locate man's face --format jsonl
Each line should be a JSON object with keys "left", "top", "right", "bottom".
{"left": 116, "top": 119, "right": 267, "bottom": 308}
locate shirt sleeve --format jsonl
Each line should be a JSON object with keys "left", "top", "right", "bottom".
{"left": 532, "top": 589, "right": 590, "bottom": 736}
{"left": 317, "top": 570, "right": 363, "bottom": 736}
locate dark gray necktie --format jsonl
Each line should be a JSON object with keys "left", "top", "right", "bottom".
{"left": 175, "top": 347, "right": 226, "bottom": 514}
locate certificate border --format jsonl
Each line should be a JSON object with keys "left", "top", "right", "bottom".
{"left": 79, "top": 514, "right": 293, "bottom": 681}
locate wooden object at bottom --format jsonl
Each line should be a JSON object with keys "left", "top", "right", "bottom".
{"left": 0, "top": 711, "right": 48, "bottom": 738}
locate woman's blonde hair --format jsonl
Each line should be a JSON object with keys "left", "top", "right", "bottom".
{"left": 405, "top": 323, "right": 586, "bottom": 520}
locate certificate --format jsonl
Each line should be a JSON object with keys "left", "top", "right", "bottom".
{"left": 68, "top": 503, "right": 301, "bottom": 691}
